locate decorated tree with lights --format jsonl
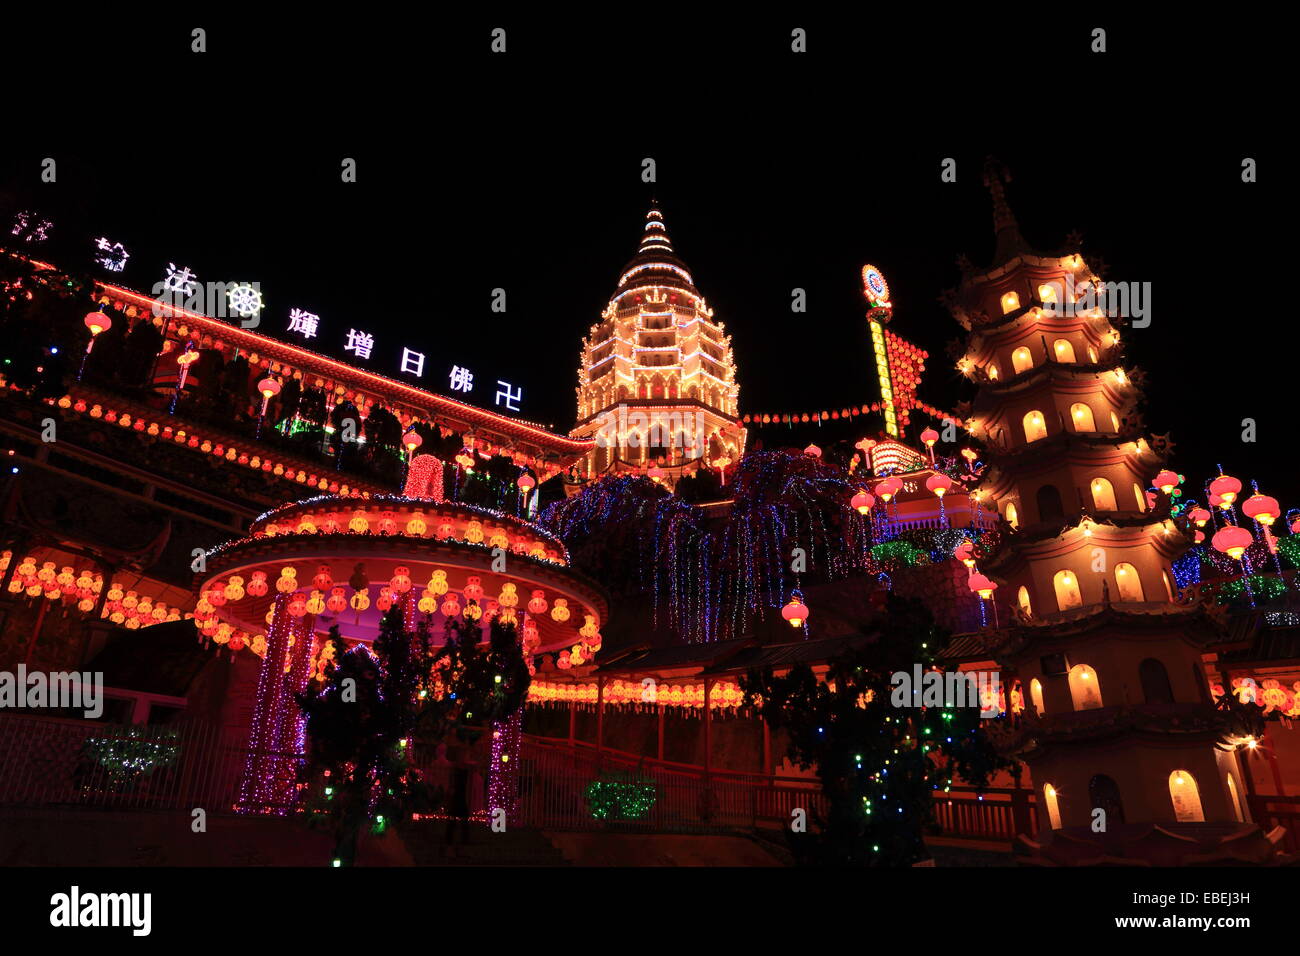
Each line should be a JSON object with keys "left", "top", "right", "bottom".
{"left": 741, "top": 594, "right": 1010, "bottom": 866}
{"left": 297, "top": 607, "right": 531, "bottom": 866}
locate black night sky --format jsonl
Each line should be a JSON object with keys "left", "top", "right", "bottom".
{"left": 0, "top": 14, "right": 1283, "bottom": 498}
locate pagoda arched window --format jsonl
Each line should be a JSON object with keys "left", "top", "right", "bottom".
{"left": 987, "top": 363, "right": 1000, "bottom": 381}
{"left": 1036, "top": 484, "right": 1065, "bottom": 523}
{"left": 1012, "top": 347, "right": 1034, "bottom": 374}
{"left": 1069, "top": 402, "right": 1096, "bottom": 432}
{"left": 1001, "top": 291, "right": 1021, "bottom": 314}
{"left": 1053, "top": 339, "right": 1077, "bottom": 363}
{"left": 1043, "top": 784, "right": 1063, "bottom": 829}
{"left": 1090, "top": 476, "right": 1117, "bottom": 511}
{"left": 1115, "top": 563, "right": 1144, "bottom": 602}
{"left": 1054, "top": 570, "right": 1083, "bottom": 612}
{"left": 1005, "top": 502, "right": 1019, "bottom": 530}
{"left": 1068, "top": 663, "right": 1103, "bottom": 710}
{"left": 1022, "top": 410, "right": 1048, "bottom": 442}
{"left": 1133, "top": 482, "right": 1146, "bottom": 511}
{"left": 1089, "top": 775, "right": 1126, "bottom": 824}
{"left": 1139, "top": 657, "right": 1174, "bottom": 704}
{"left": 1162, "top": 569, "right": 1174, "bottom": 601}
{"left": 1169, "top": 770, "right": 1205, "bottom": 822}
{"left": 1037, "top": 282, "right": 1059, "bottom": 304}
{"left": 1030, "top": 677, "right": 1045, "bottom": 715}
{"left": 1017, "top": 585, "right": 1032, "bottom": 617}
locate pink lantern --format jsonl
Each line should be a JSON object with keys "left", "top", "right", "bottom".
{"left": 1212, "top": 526, "right": 1253, "bottom": 560}
{"left": 925, "top": 473, "right": 953, "bottom": 498}
{"left": 851, "top": 489, "right": 876, "bottom": 514}
{"left": 1153, "top": 470, "right": 1179, "bottom": 494}
{"left": 781, "top": 592, "right": 809, "bottom": 628}
{"left": 84, "top": 311, "right": 112, "bottom": 336}
{"left": 968, "top": 573, "right": 997, "bottom": 600}
{"left": 1188, "top": 507, "right": 1212, "bottom": 527}
{"left": 401, "top": 430, "right": 423, "bottom": 453}
{"left": 1209, "top": 474, "right": 1242, "bottom": 505}
{"left": 804, "top": 444, "right": 822, "bottom": 458}
{"left": 1242, "top": 494, "right": 1280, "bottom": 527}
{"left": 876, "top": 476, "right": 903, "bottom": 503}
{"left": 517, "top": 472, "right": 536, "bottom": 492}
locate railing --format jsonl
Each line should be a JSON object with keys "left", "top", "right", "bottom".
{"left": 0, "top": 715, "right": 249, "bottom": 813}
{"left": 0, "top": 714, "right": 1036, "bottom": 844}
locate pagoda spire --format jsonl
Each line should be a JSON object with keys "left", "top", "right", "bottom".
{"left": 638, "top": 200, "right": 675, "bottom": 257}
{"left": 982, "top": 156, "right": 1032, "bottom": 266}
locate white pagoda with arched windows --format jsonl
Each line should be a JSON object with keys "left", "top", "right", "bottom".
{"left": 570, "top": 203, "right": 745, "bottom": 485}
{"left": 951, "top": 159, "right": 1278, "bottom": 865}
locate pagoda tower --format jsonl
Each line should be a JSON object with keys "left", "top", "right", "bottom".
{"left": 570, "top": 203, "right": 745, "bottom": 485}
{"left": 950, "top": 160, "right": 1270, "bottom": 863}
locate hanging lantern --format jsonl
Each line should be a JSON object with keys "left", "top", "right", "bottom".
{"left": 527, "top": 589, "right": 548, "bottom": 615}
{"left": 1242, "top": 494, "right": 1280, "bottom": 527}
{"left": 1153, "top": 470, "right": 1179, "bottom": 494}
{"left": 1188, "top": 507, "right": 1212, "bottom": 527}
{"left": 804, "top": 444, "right": 822, "bottom": 458}
{"left": 647, "top": 463, "right": 665, "bottom": 483}
{"left": 84, "top": 311, "right": 112, "bottom": 336}
{"left": 968, "top": 572, "right": 997, "bottom": 600}
{"left": 1212, "top": 526, "right": 1253, "bottom": 560}
{"left": 851, "top": 489, "right": 876, "bottom": 515}
{"left": 463, "top": 576, "right": 485, "bottom": 601}
{"left": 954, "top": 540, "right": 976, "bottom": 568}
{"left": 312, "top": 565, "right": 333, "bottom": 591}
{"left": 406, "top": 513, "right": 427, "bottom": 536}
{"left": 925, "top": 473, "right": 953, "bottom": 498}
{"left": 551, "top": 598, "right": 571, "bottom": 622}
{"left": 390, "top": 566, "right": 413, "bottom": 593}
{"left": 781, "top": 591, "right": 809, "bottom": 628}
{"left": 876, "top": 476, "right": 902, "bottom": 503}
{"left": 428, "top": 569, "right": 449, "bottom": 595}
{"left": 326, "top": 587, "right": 348, "bottom": 613}
{"left": 455, "top": 448, "right": 476, "bottom": 470}
{"left": 441, "top": 594, "right": 461, "bottom": 617}
{"left": 224, "top": 576, "right": 246, "bottom": 602}
{"left": 401, "top": 430, "right": 423, "bottom": 454}
{"left": 498, "top": 582, "right": 519, "bottom": 607}
{"left": 1209, "top": 474, "right": 1242, "bottom": 505}
{"left": 247, "top": 571, "right": 269, "bottom": 597}
{"left": 517, "top": 473, "right": 536, "bottom": 492}
{"left": 920, "top": 427, "right": 939, "bottom": 448}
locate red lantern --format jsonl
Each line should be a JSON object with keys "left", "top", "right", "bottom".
{"left": 517, "top": 473, "right": 536, "bottom": 492}
{"left": 920, "top": 427, "right": 939, "bottom": 448}
{"left": 968, "top": 573, "right": 997, "bottom": 600}
{"left": 925, "top": 473, "right": 953, "bottom": 498}
{"left": 84, "top": 311, "right": 112, "bottom": 336}
{"left": 1188, "top": 507, "right": 1212, "bottom": 527}
{"left": 1209, "top": 474, "right": 1242, "bottom": 505}
{"left": 647, "top": 463, "right": 665, "bottom": 483}
{"left": 312, "top": 565, "right": 333, "bottom": 591}
{"left": 781, "top": 592, "right": 809, "bottom": 628}
{"left": 876, "top": 476, "right": 902, "bottom": 503}
{"left": 804, "top": 444, "right": 822, "bottom": 458}
{"left": 402, "top": 430, "right": 423, "bottom": 454}
{"left": 1242, "top": 494, "right": 1280, "bottom": 527}
{"left": 527, "top": 589, "right": 548, "bottom": 615}
{"left": 326, "top": 587, "right": 347, "bottom": 613}
{"left": 1212, "top": 525, "right": 1253, "bottom": 560}
{"left": 850, "top": 489, "right": 876, "bottom": 515}
{"left": 463, "top": 576, "right": 485, "bottom": 602}
{"left": 1153, "top": 470, "right": 1179, "bottom": 494}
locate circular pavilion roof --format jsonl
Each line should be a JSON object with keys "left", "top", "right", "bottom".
{"left": 194, "top": 496, "right": 607, "bottom": 655}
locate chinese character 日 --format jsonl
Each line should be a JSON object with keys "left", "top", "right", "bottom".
{"left": 400, "top": 348, "right": 426, "bottom": 377}
{"left": 449, "top": 365, "right": 474, "bottom": 393}
{"left": 495, "top": 380, "right": 522, "bottom": 412}
{"left": 345, "top": 329, "right": 375, "bottom": 360}
{"left": 287, "top": 308, "right": 319, "bottom": 339}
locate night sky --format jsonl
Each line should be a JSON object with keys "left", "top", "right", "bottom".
{"left": 1, "top": 14, "right": 1282, "bottom": 499}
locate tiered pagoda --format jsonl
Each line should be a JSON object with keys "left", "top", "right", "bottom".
{"left": 570, "top": 203, "right": 746, "bottom": 486}
{"left": 949, "top": 159, "right": 1275, "bottom": 864}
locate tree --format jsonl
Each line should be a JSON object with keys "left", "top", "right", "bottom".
{"left": 740, "top": 594, "right": 1011, "bottom": 866}
{"left": 296, "top": 607, "right": 531, "bottom": 866}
